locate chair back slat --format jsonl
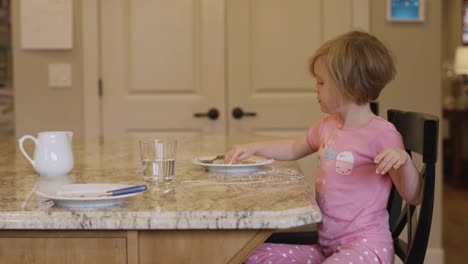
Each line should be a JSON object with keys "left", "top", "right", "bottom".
{"left": 406, "top": 163, "right": 436, "bottom": 263}
{"left": 395, "top": 239, "right": 408, "bottom": 259}
{"left": 386, "top": 185, "right": 402, "bottom": 228}
{"left": 386, "top": 109, "right": 439, "bottom": 264}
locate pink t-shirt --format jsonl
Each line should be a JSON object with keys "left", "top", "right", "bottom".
{"left": 307, "top": 115, "right": 404, "bottom": 248}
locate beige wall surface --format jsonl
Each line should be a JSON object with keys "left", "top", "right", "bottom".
{"left": 11, "top": 0, "right": 444, "bottom": 261}
{"left": 12, "top": 0, "right": 84, "bottom": 136}
{"left": 370, "top": 0, "right": 443, "bottom": 256}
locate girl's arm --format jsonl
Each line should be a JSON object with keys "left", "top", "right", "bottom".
{"left": 374, "top": 148, "right": 422, "bottom": 205}
{"left": 224, "top": 135, "right": 315, "bottom": 164}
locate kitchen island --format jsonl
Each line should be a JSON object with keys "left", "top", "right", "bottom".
{"left": 0, "top": 136, "right": 321, "bottom": 264}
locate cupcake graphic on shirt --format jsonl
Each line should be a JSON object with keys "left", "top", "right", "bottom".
{"left": 336, "top": 151, "right": 354, "bottom": 175}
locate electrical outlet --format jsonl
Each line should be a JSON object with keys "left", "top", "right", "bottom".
{"left": 49, "top": 63, "right": 72, "bottom": 87}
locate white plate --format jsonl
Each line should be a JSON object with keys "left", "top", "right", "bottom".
{"left": 192, "top": 156, "right": 274, "bottom": 173}
{"left": 35, "top": 183, "right": 142, "bottom": 208}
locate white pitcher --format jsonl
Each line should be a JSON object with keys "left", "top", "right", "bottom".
{"left": 18, "top": 131, "right": 74, "bottom": 177}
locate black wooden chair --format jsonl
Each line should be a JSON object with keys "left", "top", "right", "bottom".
{"left": 265, "top": 109, "right": 439, "bottom": 264}
{"left": 386, "top": 109, "right": 439, "bottom": 263}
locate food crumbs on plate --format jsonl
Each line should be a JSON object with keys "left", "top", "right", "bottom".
{"left": 212, "top": 159, "right": 256, "bottom": 164}
{"left": 235, "top": 160, "right": 256, "bottom": 164}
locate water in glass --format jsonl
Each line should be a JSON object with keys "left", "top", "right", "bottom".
{"left": 142, "top": 158, "right": 176, "bottom": 183}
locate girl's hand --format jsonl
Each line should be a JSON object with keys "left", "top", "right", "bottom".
{"left": 374, "top": 148, "right": 410, "bottom": 175}
{"left": 224, "top": 144, "right": 255, "bottom": 164}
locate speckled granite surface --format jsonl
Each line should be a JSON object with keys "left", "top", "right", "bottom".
{"left": 0, "top": 135, "right": 321, "bottom": 230}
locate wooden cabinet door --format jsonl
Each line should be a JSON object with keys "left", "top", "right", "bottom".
{"left": 0, "top": 231, "right": 127, "bottom": 264}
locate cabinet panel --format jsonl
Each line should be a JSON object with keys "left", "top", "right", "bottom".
{"left": 139, "top": 230, "right": 270, "bottom": 264}
{"left": 0, "top": 237, "right": 127, "bottom": 264}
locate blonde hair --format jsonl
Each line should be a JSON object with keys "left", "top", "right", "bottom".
{"left": 309, "top": 30, "right": 396, "bottom": 105}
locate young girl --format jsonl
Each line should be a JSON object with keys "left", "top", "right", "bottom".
{"left": 224, "top": 30, "right": 421, "bottom": 264}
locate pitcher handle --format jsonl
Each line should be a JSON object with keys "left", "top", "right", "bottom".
{"left": 18, "top": 135, "right": 38, "bottom": 168}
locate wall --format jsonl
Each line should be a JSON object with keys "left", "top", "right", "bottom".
{"left": 371, "top": 0, "right": 444, "bottom": 262}
{"left": 11, "top": 0, "right": 83, "bottom": 136}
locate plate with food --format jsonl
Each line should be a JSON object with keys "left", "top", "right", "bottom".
{"left": 192, "top": 155, "right": 274, "bottom": 173}
{"left": 35, "top": 183, "right": 146, "bottom": 208}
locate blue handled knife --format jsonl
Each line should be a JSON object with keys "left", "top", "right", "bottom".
{"left": 104, "top": 184, "right": 147, "bottom": 196}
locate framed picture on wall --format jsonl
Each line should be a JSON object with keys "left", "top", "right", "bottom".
{"left": 387, "top": 0, "right": 425, "bottom": 23}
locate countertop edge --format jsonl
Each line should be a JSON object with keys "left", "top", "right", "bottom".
{"left": 0, "top": 206, "right": 321, "bottom": 230}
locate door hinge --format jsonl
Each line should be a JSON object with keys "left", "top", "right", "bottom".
{"left": 98, "top": 79, "right": 103, "bottom": 97}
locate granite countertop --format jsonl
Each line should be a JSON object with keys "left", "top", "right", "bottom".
{"left": 0, "top": 135, "right": 321, "bottom": 230}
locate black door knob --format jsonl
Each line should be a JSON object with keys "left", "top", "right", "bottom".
{"left": 232, "top": 107, "right": 257, "bottom": 119}
{"left": 194, "top": 108, "right": 219, "bottom": 120}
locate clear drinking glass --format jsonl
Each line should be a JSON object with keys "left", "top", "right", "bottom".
{"left": 139, "top": 139, "right": 177, "bottom": 184}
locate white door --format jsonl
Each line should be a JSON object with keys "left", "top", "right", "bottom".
{"left": 100, "top": 0, "right": 226, "bottom": 137}
{"left": 227, "top": 0, "right": 369, "bottom": 136}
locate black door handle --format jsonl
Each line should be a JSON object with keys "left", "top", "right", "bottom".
{"left": 193, "top": 108, "right": 220, "bottom": 120}
{"left": 232, "top": 107, "right": 257, "bottom": 119}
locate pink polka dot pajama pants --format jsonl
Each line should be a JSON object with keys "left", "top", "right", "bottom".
{"left": 244, "top": 240, "right": 394, "bottom": 264}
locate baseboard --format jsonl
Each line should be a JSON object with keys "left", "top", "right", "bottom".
{"left": 394, "top": 247, "right": 444, "bottom": 264}
{"left": 424, "top": 248, "right": 445, "bottom": 264}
